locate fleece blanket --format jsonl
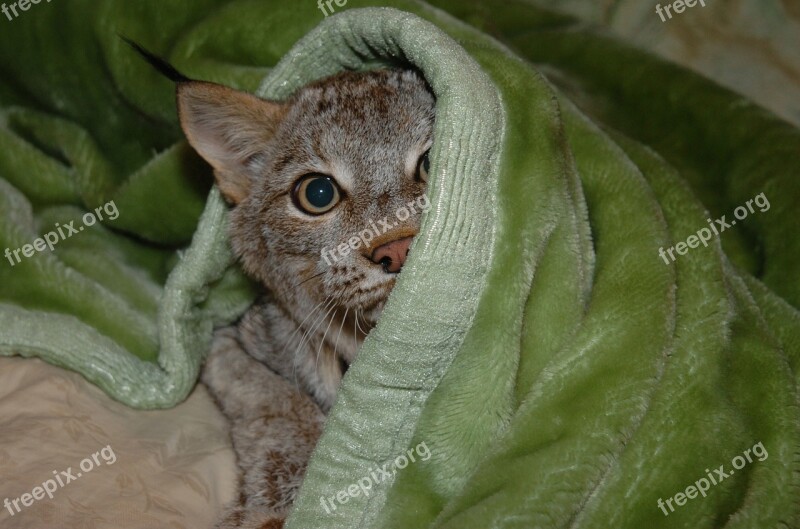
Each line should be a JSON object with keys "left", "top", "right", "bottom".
{"left": 1, "top": 1, "right": 798, "bottom": 528}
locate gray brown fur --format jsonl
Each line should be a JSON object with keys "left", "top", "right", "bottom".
{"left": 177, "top": 69, "right": 434, "bottom": 528}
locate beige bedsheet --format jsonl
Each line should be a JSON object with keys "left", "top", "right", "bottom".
{"left": 0, "top": 357, "right": 236, "bottom": 529}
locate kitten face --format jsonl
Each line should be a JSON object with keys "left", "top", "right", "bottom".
{"left": 178, "top": 70, "right": 435, "bottom": 352}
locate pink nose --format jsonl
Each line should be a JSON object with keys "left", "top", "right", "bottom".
{"left": 371, "top": 236, "right": 414, "bottom": 273}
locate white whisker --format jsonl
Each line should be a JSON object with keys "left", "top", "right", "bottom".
{"left": 291, "top": 297, "right": 335, "bottom": 385}
{"left": 314, "top": 303, "right": 339, "bottom": 373}
{"left": 355, "top": 309, "right": 367, "bottom": 336}
{"left": 282, "top": 296, "right": 329, "bottom": 357}
{"left": 353, "top": 309, "right": 359, "bottom": 358}
{"left": 334, "top": 308, "right": 349, "bottom": 362}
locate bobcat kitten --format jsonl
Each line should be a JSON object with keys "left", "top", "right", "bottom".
{"left": 169, "top": 62, "right": 434, "bottom": 528}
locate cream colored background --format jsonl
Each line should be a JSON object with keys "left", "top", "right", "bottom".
{"left": 0, "top": 357, "right": 236, "bottom": 529}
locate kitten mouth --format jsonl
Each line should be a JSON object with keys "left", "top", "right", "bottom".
{"left": 355, "top": 281, "right": 394, "bottom": 309}
{"left": 339, "top": 355, "right": 350, "bottom": 376}
{"left": 324, "top": 267, "right": 397, "bottom": 322}
{"left": 357, "top": 292, "right": 391, "bottom": 324}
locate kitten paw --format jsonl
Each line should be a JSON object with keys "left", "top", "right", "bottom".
{"left": 201, "top": 327, "right": 260, "bottom": 392}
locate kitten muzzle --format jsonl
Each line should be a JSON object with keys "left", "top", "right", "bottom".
{"left": 370, "top": 236, "right": 414, "bottom": 273}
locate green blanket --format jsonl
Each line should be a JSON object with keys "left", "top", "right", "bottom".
{"left": 1, "top": 1, "right": 798, "bottom": 527}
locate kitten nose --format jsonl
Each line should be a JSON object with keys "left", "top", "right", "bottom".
{"left": 371, "top": 236, "right": 414, "bottom": 273}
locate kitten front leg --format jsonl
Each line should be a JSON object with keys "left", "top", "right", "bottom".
{"left": 203, "top": 327, "right": 325, "bottom": 528}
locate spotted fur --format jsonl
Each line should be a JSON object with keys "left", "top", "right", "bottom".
{"left": 181, "top": 69, "right": 435, "bottom": 527}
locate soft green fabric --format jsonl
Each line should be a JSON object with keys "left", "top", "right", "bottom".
{"left": 0, "top": 1, "right": 798, "bottom": 527}
{"left": 0, "top": 1, "right": 275, "bottom": 407}
{"left": 264, "top": 4, "right": 800, "bottom": 529}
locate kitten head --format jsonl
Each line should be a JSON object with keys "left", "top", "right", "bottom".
{"left": 178, "top": 69, "right": 435, "bottom": 332}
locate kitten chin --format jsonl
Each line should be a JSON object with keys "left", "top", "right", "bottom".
{"left": 361, "top": 297, "right": 388, "bottom": 324}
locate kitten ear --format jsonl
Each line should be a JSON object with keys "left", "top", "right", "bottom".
{"left": 177, "top": 82, "right": 285, "bottom": 204}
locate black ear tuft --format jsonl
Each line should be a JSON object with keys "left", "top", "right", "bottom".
{"left": 119, "top": 34, "right": 191, "bottom": 83}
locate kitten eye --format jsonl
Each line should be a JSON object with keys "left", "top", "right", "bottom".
{"left": 292, "top": 175, "right": 341, "bottom": 215}
{"left": 415, "top": 150, "right": 431, "bottom": 183}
